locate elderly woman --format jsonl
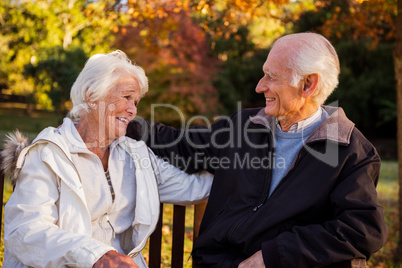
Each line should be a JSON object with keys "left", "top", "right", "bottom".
{"left": 2, "top": 51, "right": 213, "bottom": 268}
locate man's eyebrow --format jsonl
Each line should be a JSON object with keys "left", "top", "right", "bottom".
{"left": 264, "top": 69, "right": 276, "bottom": 78}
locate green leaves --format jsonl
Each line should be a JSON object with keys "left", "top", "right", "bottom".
{"left": 0, "top": 0, "right": 123, "bottom": 113}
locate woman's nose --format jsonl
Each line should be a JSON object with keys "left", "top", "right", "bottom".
{"left": 127, "top": 101, "right": 137, "bottom": 115}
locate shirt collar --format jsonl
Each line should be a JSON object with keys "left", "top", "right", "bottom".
{"left": 276, "top": 108, "right": 322, "bottom": 133}
{"left": 249, "top": 105, "right": 355, "bottom": 145}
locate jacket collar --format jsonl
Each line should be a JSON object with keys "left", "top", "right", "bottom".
{"left": 59, "top": 118, "right": 128, "bottom": 154}
{"left": 249, "top": 105, "right": 355, "bottom": 145}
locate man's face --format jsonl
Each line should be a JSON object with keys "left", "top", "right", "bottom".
{"left": 255, "top": 44, "right": 305, "bottom": 121}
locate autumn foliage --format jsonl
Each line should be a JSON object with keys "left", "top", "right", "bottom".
{"left": 314, "top": 0, "right": 396, "bottom": 48}
{"left": 115, "top": 1, "right": 220, "bottom": 122}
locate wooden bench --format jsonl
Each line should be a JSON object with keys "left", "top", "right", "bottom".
{"left": 0, "top": 153, "right": 366, "bottom": 268}
{"left": 148, "top": 203, "right": 206, "bottom": 268}
{"left": 146, "top": 201, "right": 367, "bottom": 268}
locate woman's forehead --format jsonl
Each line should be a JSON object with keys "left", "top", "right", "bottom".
{"left": 115, "top": 77, "right": 140, "bottom": 91}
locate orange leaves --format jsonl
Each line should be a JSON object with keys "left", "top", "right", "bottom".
{"left": 115, "top": 2, "right": 221, "bottom": 119}
{"left": 122, "top": 0, "right": 290, "bottom": 48}
{"left": 194, "top": 0, "right": 211, "bottom": 14}
{"left": 316, "top": 0, "right": 396, "bottom": 49}
{"left": 188, "top": 0, "right": 290, "bottom": 40}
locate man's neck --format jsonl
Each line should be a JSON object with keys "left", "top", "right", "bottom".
{"left": 277, "top": 104, "right": 319, "bottom": 132}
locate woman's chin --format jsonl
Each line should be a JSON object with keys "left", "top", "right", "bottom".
{"left": 115, "top": 126, "right": 128, "bottom": 139}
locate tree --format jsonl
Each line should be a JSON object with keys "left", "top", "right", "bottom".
{"left": 0, "top": 0, "right": 125, "bottom": 113}
{"left": 115, "top": 2, "right": 221, "bottom": 124}
{"left": 23, "top": 47, "right": 88, "bottom": 114}
{"left": 394, "top": 0, "right": 402, "bottom": 262}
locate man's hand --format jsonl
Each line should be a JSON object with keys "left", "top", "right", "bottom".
{"left": 93, "top": 250, "right": 139, "bottom": 268}
{"left": 238, "top": 250, "right": 265, "bottom": 268}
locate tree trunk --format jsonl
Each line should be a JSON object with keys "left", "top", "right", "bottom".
{"left": 394, "top": 0, "right": 402, "bottom": 263}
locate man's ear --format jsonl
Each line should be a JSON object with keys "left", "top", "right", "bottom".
{"left": 301, "top": 73, "right": 319, "bottom": 98}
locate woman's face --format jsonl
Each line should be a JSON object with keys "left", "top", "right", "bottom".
{"left": 95, "top": 75, "right": 141, "bottom": 140}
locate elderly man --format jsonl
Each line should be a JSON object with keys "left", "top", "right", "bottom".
{"left": 126, "top": 32, "right": 388, "bottom": 267}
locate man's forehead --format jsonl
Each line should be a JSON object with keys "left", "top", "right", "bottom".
{"left": 263, "top": 48, "right": 291, "bottom": 75}
{"left": 262, "top": 61, "right": 277, "bottom": 76}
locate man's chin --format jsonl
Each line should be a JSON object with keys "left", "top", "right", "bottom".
{"left": 264, "top": 107, "right": 275, "bottom": 116}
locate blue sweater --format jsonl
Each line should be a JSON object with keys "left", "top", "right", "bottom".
{"left": 269, "top": 110, "right": 329, "bottom": 196}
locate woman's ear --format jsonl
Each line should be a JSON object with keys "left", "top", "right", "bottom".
{"left": 301, "top": 73, "right": 319, "bottom": 98}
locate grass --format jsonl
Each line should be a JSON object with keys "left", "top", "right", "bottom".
{"left": 369, "top": 161, "right": 401, "bottom": 268}
{"left": 0, "top": 106, "right": 63, "bottom": 143}
{"left": 0, "top": 107, "right": 400, "bottom": 267}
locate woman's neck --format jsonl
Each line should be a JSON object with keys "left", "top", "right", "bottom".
{"left": 76, "top": 116, "right": 111, "bottom": 171}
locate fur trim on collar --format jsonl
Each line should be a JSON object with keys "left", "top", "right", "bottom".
{"left": 1, "top": 130, "right": 31, "bottom": 185}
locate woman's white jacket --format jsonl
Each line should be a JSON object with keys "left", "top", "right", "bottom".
{"left": 3, "top": 118, "right": 212, "bottom": 268}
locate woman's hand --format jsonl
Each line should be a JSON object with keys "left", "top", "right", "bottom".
{"left": 93, "top": 250, "right": 139, "bottom": 268}
{"left": 238, "top": 250, "right": 265, "bottom": 268}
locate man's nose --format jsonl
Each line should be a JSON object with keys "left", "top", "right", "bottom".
{"left": 255, "top": 79, "right": 266, "bottom": 93}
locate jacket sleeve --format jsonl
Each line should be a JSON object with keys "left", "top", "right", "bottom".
{"left": 4, "top": 145, "right": 114, "bottom": 268}
{"left": 148, "top": 148, "right": 213, "bottom": 206}
{"left": 261, "top": 145, "right": 388, "bottom": 267}
{"left": 126, "top": 117, "right": 229, "bottom": 173}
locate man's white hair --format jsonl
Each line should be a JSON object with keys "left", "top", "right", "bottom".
{"left": 272, "top": 32, "right": 340, "bottom": 105}
{"left": 69, "top": 50, "right": 148, "bottom": 118}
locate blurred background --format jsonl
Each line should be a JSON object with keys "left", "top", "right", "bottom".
{"left": 0, "top": 0, "right": 397, "bottom": 150}
{"left": 0, "top": 0, "right": 399, "bottom": 267}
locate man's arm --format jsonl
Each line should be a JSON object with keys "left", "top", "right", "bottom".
{"left": 127, "top": 118, "right": 229, "bottom": 173}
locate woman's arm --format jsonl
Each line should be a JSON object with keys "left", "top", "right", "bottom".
{"left": 148, "top": 148, "right": 213, "bottom": 206}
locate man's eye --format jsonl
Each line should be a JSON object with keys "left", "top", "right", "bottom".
{"left": 264, "top": 72, "right": 272, "bottom": 81}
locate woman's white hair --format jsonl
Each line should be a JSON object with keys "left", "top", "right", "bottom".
{"left": 272, "top": 32, "right": 340, "bottom": 105}
{"left": 69, "top": 50, "right": 148, "bottom": 118}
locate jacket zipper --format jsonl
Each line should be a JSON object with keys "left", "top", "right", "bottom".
{"left": 106, "top": 214, "right": 116, "bottom": 239}
{"left": 227, "top": 132, "right": 275, "bottom": 239}
{"left": 249, "top": 136, "right": 309, "bottom": 210}
{"left": 46, "top": 139, "right": 116, "bottom": 241}
{"left": 27, "top": 137, "right": 158, "bottom": 258}
{"left": 99, "top": 213, "right": 116, "bottom": 241}
{"left": 252, "top": 132, "right": 275, "bottom": 212}
{"left": 269, "top": 148, "right": 307, "bottom": 198}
